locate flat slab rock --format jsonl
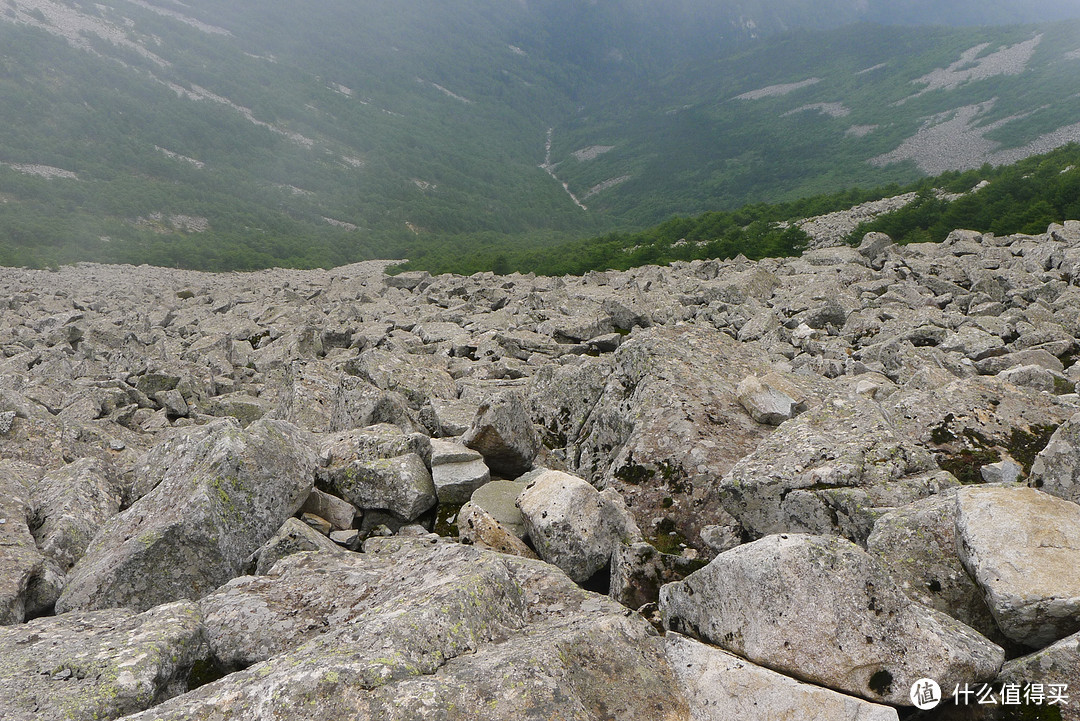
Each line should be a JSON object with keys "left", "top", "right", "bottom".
{"left": 118, "top": 537, "right": 688, "bottom": 721}
{"left": 659, "top": 533, "right": 1004, "bottom": 706}
{"left": 0, "top": 601, "right": 208, "bottom": 721}
{"left": 666, "top": 633, "right": 899, "bottom": 721}
{"left": 955, "top": 485, "right": 1080, "bottom": 648}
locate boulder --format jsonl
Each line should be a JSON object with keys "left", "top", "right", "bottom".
{"left": 0, "top": 475, "right": 64, "bottom": 624}
{"left": 660, "top": 533, "right": 1004, "bottom": 706}
{"left": 735, "top": 374, "right": 801, "bottom": 425}
{"left": 430, "top": 439, "right": 491, "bottom": 504}
{"left": 866, "top": 492, "right": 1003, "bottom": 644}
{"left": 1028, "top": 411, "right": 1080, "bottom": 504}
{"left": 318, "top": 452, "right": 436, "bottom": 521}
{"left": 462, "top": 390, "right": 541, "bottom": 477}
{"left": 56, "top": 418, "right": 317, "bottom": 613}
{"left": 251, "top": 517, "right": 348, "bottom": 575}
{"left": 469, "top": 479, "right": 529, "bottom": 539}
{"left": 0, "top": 601, "right": 208, "bottom": 721}
{"left": 30, "top": 458, "right": 122, "bottom": 571}
{"left": 517, "top": 469, "right": 642, "bottom": 583}
{"left": 666, "top": 633, "right": 899, "bottom": 721}
{"left": 718, "top": 394, "right": 941, "bottom": 543}
{"left": 457, "top": 502, "right": 537, "bottom": 559}
{"left": 299, "top": 487, "right": 357, "bottom": 531}
{"left": 124, "top": 538, "right": 688, "bottom": 721}
{"left": 955, "top": 485, "right": 1080, "bottom": 647}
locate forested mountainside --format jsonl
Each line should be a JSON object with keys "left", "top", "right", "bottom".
{"left": 2, "top": 0, "right": 1080, "bottom": 271}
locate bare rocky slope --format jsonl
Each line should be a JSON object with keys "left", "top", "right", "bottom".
{"left": 3, "top": 224, "right": 1080, "bottom": 719}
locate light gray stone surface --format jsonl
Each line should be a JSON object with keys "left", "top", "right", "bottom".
{"left": 660, "top": 534, "right": 1004, "bottom": 706}
{"left": 0, "top": 601, "right": 208, "bottom": 721}
{"left": 955, "top": 485, "right": 1080, "bottom": 647}
{"left": 56, "top": 418, "right": 318, "bottom": 613}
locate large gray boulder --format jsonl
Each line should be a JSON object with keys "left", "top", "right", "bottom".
{"left": 0, "top": 600, "right": 208, "bottom": 721}
{"left": 517, "top": 469, "right": 642, "bottom": 583}
{"left": 666, "top": 633, "right": 899, "bottom": 721}
{"left": 462, "top": 390, "right": 541, "bottom": 477}
{"left": 660, "top": 534, "right": 1004, "bottom": 706}
{"left": 1028, "top": 411, "right": 1080, "bottom": 504}
{"left": 717, "top": 394, "right": 943, "bottom": 543}
{"left": 31, "top": 458, "right": 122, "bottom": 571}
{"left": 121, "top": 538, "right": 688, "bottom": 721}
{"left": 955, "top": 485, "right": 1080, "bottom": 647}
{"left": 866, "top": 491, "right": 1003, "bottom": 643}
{"left": 56, "top": 418, "right": 317, "bottom": 613}
{"left": 0, "top": 474, "right": 64, "bottom": 624}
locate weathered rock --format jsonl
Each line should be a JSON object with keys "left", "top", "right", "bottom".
{"left": 457, "top": 501, "right": 537, "bottom": 558}
{"left": 666, "top": 633, "right": 899, "bottom": 721}
{"left": 660, "top": 534, "right": 1004, "bottom": 706}
{"left": 0, "top": 475, "right": 64, "bottom": 624}
{"left": 531, "top": 326, "right": 814, "bottom": 552}
{"left": 31, "top": 458, "right": 122, "bottom": 571}
{"left": 429, "top": 439, "right": 491, "bottom": 504}
{"left": 251, "top": 516, "right": 348, "bottom": 575}
{"left": 517, "top": 469, "right": 642, "bottom": 583}
{"left": 469, "top": 479, "right": 529, "bottom": 539}
{"left": 955, "top": 485, "right": 1080, "bottom": 647}
{"left": 56, "top": 418, "right": 318, "bottom": 613}
{"left": 718, "top": 394, "right": 941, "bottom": 543}
{"left": 299, "top": 487, "right": 356, "bottom": 531}
{"left": 128, "top": 539, "right": 688, "bottom": 721}
{"left": 736, "top": 374, "right": 800, "bottom": 425}
{"left": 318, "top": 452, "right": 436, "bottom": 521}
{"left": 0, "top": 600, "right": 208, "bottom": 721}
{"left": 993, "top": 630, "right": 1079, "bottom": 719}
{"left": 1028, "top": 411, "right": 1080, "bottom": 504}
{"left": 866, "top": 491, "right": 1003, "bottom": 643}
{"left": 462, "top": 390, "right": 541, "bottom": 477}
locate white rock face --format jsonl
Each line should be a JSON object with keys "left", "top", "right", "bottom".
{"left": 666, "top": 633, "right": 899, "bottom": 721}
{"left": 517, "top": 469, "right": 642, "bottom": 582}
{"left": 659, "top": 534, "right": 1004, "bottom": 706}
{"left": 955, "top": 485, "right": 1080, "bottom": 647}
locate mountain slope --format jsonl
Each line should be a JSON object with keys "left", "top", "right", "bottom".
{"left": 1, "top": 1, "right": 1080, "bottom": 269}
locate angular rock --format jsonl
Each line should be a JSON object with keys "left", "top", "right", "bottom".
{"left": 0, "top": 475, "right": 64, "bottom": 624}
{"left": 517, "top": 469, "right": 642, "bottom": 583}
{"left": 300, "top": 487, "right": 356, "bottom": 531}
{"left": 1029, "top": 411, "right": 1080, "bottom": 504}
{"left": 993, "top": 630, "right": 1079, "bottom": 717}
{"left": 666, "top": 633, "right": 899, "bottom": 721}
{"left": 462, "top": 390, "right": 541, "bottom": 477}
{"left": 718, "top": 394, "right": 940, "bottom": 543}
{"left": 432, "top": 454, "right": 491, "bottom": 505}
{"left": 31, "top": 458, "right": 122, "bottom": 571}
{"left": 660, "top": 533, "right": 1004, "bottom": 706}
{"left": 318, "top": 452, "right": 436, "bottom": 521}
{"left": 457, "top": 501, "right": 537, "bottom": 559}
{"left": 56, "top": 418, "right": 317, "bottom": 613}
{"left": 867, "top": 492, "right": 1003, "bottom": 643}
{"left": 129, "top": 539, "right": 687, "bottom": 721}
{"left": 736, "top": 374, "right": 801, "bottom": 425}
{"left": 955, "top": 485, "right": 1080, "bottom": 647}
{"left": 0, "top": 600, "right": 208, "bottom": 721}
{"left": 251, "top": 517, "right": 348, "bottom": 575}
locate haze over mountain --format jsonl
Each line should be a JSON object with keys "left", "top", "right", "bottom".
{"left": 2, "top": 0, "right": 1080, "bottom": 270}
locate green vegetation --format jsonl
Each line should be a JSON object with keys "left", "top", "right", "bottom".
{"left": 1, "top": 3, "right": 1080, "bottom": 273}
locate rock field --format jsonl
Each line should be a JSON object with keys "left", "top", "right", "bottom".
{"left": 4, "top": 223, "right": 1080, "bottom": 719}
